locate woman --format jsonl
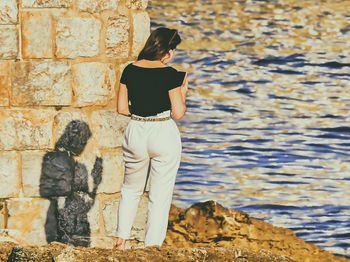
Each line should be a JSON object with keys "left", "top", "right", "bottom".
{"left": 115, "top": 27, "right": 188, "bottom": 249}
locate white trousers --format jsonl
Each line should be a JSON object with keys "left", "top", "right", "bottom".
{"left": 116, "top": 114, "right": 182, "bottom": 247}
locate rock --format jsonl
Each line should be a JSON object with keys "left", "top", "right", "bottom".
{"left": 0, "top": 152, "right": 20, "bottom": 198}
{"left": 131, "top": 11, "right": 150, "bottom": 56}
{"left": 72, "top": 62, "right": 116, "bottom": 107}
{"left": 0, "top": 0, "right": 18, "bottom": 24}
{"left": 164, "top": 201, "right": 347, "bottom": 262}
{"left": 21, "top": 151, "right": 47, "bottom": 197}
{"left": 56, "top": 17, "right": 101, "bottom": 58}
{"left": 0, "top": 25, "right": 18, "bottom": 59}
{"left": 106, "top": 15, "right": 129, "bottom": 58}
{"left": 97, "top": 150, "right": 124, "bottom": 194}
{"left": 21, "top": 0, "right": 71, "bottom": 8}
{"left": 126, "top": 0, "right": 148, "bottom": 10}
{"left": 0, "top": 241, "right": 17, "bottom": 262}
{"left": 21, "top": 12, "right": 52, "bottom": 58}
{"left": 0, "top": 109, "right": 55, "bottom": 150}
{"left": 2, "top": 244, "right": 296, "bottom": 262}
{"left": 11, "top": 61, "right": 71, "bottom": 106}
{"left": 90, "top": 111, "right": 129, "bottom": 148}
{"left": 7, "top": 198, "right": 52, "bottom": 245}
{"left": 0, "top": 62, "right": 10, "bottom": 106}
{"left": 77, "top": 0, "right": 120, "bottom": 13}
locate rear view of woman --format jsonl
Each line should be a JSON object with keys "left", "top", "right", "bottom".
{"left": 115, "top": 27, "right": 188, "bottom": 249}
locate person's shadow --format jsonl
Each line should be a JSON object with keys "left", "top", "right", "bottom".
{"left": 40, "top": 120, "right": 102, "bottom": 247}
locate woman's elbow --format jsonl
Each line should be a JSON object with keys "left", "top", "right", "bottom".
{"left": 172, "top": 106, "right": 186, "bottom": 120}
{"left": 117, "top": 105, "right": 130, "bottom": 116}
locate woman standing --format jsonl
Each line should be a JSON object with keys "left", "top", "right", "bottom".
{"left": 115, "top": 28, "right": 188, "bottom": 249}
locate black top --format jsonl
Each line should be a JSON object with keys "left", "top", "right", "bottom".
{"left": 120, "top": 64, "right": 186, "bottom": 117}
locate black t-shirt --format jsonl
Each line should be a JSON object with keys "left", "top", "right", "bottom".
{"left": 120, "top": 64, "right": 186, "bottom": 117}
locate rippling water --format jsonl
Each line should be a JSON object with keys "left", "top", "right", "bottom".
{"left": 148, "top": 0, "right": 350, "bottom": 258}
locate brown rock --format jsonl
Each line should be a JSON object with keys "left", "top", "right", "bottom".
{"left": 164, "top": 201, "right": 348, "bottom": 262}
{"left": 0, "top": 62, "right": 10, "bottom": 107}
{"left": 106, "top": 15, "right": 129, "bottom": 58}
{"left": 21, "top": 12, "right": 52, "bottom": 59}
{"left": 11, "top": 61, "right": 71, "bottom": 106}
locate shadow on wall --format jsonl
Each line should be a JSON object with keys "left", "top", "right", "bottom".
{"left": 40, "top": 120, "right": 102, "bottom": 247}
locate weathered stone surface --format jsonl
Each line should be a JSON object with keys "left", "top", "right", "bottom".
{"left": 22, "top": 151, "right": 46, "bottom": 197}
{"left": 0, "top": 62, "right": 10, "bottom": 106}
{"left": 11, "top": 61, "right": 71, "bottom": 106}
{"left": 106, "top": 15, "right": 129, "bottom": 58}
{"left": 126, "top": 0, "right": 148, "bottom": 10}
{"left": 72, "top": 62, "right": 116, "bottom": 107}
{"left": 102, "top": 194, "right": 148, "bottom": 240}
{"left": 53, "top": 112, "right": 89, "bottom": 144}
{"left": 131, "top": 11, "right": 150, "bottom": 56}
{"left": 165, "top": 201, "right": 343, "bottom": 262}
{"left": 78, "top": 0, "right": 120, "bottom": 13}
{"left": 0, "top": 25, "right": 18, "bottom": 59}
{"left": 0, "top": 152, "right": 20, "bottom": 198}
{"left": 97, "top": 151, "right": 124, "bottom": 194}
{"left": 91, "top": 111, "right": 129, "bottom": 148}
{"left": 0, "top": 0, "right": 18, "bottom": 24}
{"left": 7, "top": 198, "right": 51, "bottom": 245}
{"left": 87, "top": 197, "right": 100, "bottom": 234}
{"left": 21, "top": 0, "right": 71, "bottom": 8}
{"left": 0, "top": 109, "right": 55, "bottom": 150}
{"left": 56, "top": 18, "right": 101, "bottom": 58}
{"left": 0, "top": 202, "right": 5, "bottom": 229}
{"left": 2, "top": 243, "right": 298, "bottom": 262}
{"left": 22, "top": 12, "right": 52, "bottom": 59}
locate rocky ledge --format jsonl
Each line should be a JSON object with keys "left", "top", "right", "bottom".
{"left": 1, "top": 201, "right": 348, "bottom": 262}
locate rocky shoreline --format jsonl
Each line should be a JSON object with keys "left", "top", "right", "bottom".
{"left": 1, "top": 201, "right": 348, "bottom": 262}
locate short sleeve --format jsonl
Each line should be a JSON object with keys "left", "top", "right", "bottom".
{"left": 168, "top": 70, "right": 187, "bottom": 91}
{"left": 120, "top": 65, "right": 130, "bottom": 84}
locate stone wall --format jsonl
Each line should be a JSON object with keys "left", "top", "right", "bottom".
{"left": 0, "top": 0, "right": 150, "bottom": 248}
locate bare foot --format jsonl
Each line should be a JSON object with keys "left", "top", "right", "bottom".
{"left": 114, "top": 238, "right": 126, "bottom": 250}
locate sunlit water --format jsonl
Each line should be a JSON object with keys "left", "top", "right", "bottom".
{"left": 148, "top": 0, "right": 350, "bottom": 258}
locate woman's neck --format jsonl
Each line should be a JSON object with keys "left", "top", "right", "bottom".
{"left": 134, "top": 59, "right": 167, "bottom": 68}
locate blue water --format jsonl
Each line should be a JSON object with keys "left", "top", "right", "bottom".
{"left": 148, "top": 0, "right": 350, "bottom": 258}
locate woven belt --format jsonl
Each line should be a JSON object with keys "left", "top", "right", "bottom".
{"left": 131, "top": 115, "right": 172, "bottom": 122}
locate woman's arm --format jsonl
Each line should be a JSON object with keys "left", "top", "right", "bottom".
{"left": 169, "top": 78, "right": 188, "bottom": 120}
{"left": 117, "top": 83, "right": 131, "bottom": 116}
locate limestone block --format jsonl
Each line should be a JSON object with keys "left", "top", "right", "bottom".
{"left": 90, "top": 111, "right": 130, "bottom": 148}
{"left": 7, "top": 198, "right": 51, "bottom": 245}
{"left": 0, "top": 0, "right": 18, "bottom": 24}
{"left": 0, "top": 202, "right": 5, "bottom": 229}
{"left": 106, "top": 15, "right": 129, "bottom": 58}
{"left": 131, "top": 11, "right": 150, "bottom": 56}
{"left": 0, "top": 152, "right": 19, "bottom": 198}
{"left": 87, "top": 197, "right": 100, "bottom": 234}
{"left": 56, "top": 17, "right": 101, "bottom": 58}
{"left": 102, "top": 194, "right": 148, "bottom": 240}
{"left": 53, "top": 112, "right": 89, "bottom": 144}
{"left": 0, "top": 25, "right": 18, "bottom": 59}
{"left": 0, "top": 109, "right": 55, "bottom": 150}
{"left": 0, "top": 62, "right": 10, "bottom": 107}
{"left": 22, "top": 151, "right": 46, "bottom": 198}
{"left": 78, "top": 0, "right": 120, "bottom": 13}
{"left": 21, "top": 0, "right": 71, "bottom": 8}
{"left": 97, "top": 151, "right": 124, "bottom": 194}
{"left": 22, "top": 12, "right": 52, "bottom": 59}
{"left": 11, "top": 61, "right": 71, "bottom": 106}
{"left": 72, "top": 62, "right": 116, "bottom": 107}
{"left": 126, "top": 0, "right": 148, "bottom": 10}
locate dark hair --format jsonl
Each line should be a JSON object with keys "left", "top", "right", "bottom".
{"left": 137, "top": 28, "right": 181, "bottom": 61}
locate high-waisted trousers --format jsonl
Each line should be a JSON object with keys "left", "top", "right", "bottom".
{"left": 116, "top": 114, "right": 182, "bottom": 247}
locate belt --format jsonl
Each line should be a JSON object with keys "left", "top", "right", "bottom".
{"left": 131, "top": 115, "right": 172, "bottom": 122}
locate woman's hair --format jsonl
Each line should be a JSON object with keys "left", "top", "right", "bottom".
{"left": 137, "top": 28, "right": 181, "bottom": 61}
